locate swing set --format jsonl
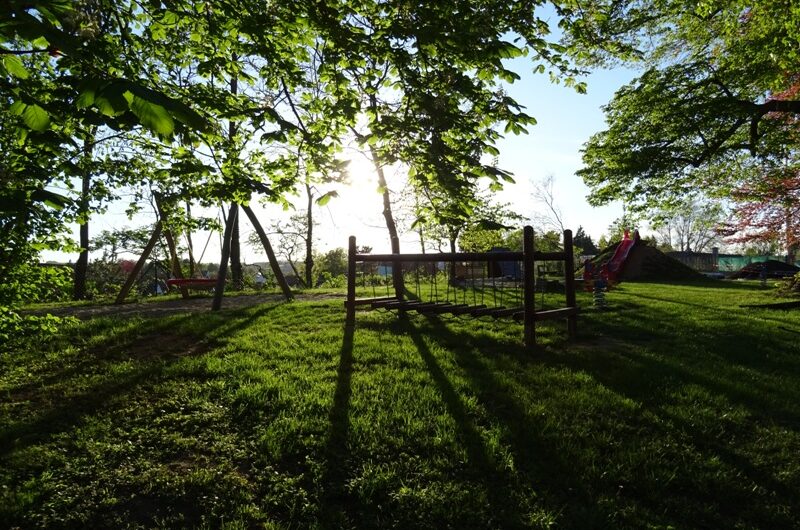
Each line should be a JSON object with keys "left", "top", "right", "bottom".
{"left": 114, "top": 193, "right": 293, "bottom": 306}
{"left": 345, "top": 226, "right": 578, "bottom": 348}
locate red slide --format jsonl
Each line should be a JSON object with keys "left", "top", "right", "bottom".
{"left": 604, "top": 229, "right": 640, "bottom": 284}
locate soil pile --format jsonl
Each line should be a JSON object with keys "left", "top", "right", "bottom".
{"left": 586, "top": 240, "right": 702, "bottom": 281}
{"left": 729, "top": 260, "right": 800, "bottom": 279}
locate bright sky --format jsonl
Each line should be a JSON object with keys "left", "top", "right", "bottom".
{"left": 307, "top": 62, "right": 638, "bottom": 256}
{"left": 44, "top": 40, "right": 640, "bottom": 265}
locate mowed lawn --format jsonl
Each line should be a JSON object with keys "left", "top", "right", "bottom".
{"left": 1, "top": 281, "right": 799, "bottom": 529}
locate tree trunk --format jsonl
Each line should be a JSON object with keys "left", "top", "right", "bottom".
{"left": 787, "top": 209, "right": 797, "bottom": 264}
{"left": 305, "top": 182, "right": 314, "bottom": 288}
{"left": 212, "top": 203, "right": 238, "bottom": 311}
{"left": 366, "top": 93, "right": 400, "bottom": 252}
{"left": 227, "top": 56, "right": 243, "bottom": 291}
{"left": 242, "top": 204, "right": 293, "bottom": 301}
{"left": 115, "top": 222, "right": 162, "bottom": 304}
{"left": 73, "top": 131, "right": 94, "bottom": 300}
{"left": 368, "top": 144, "right": 400, "bottom": 250}
{"left": 230, "top": 211, "right": 243, "bottom": 290}
{"left": 448, "top": 236, "right": 458, "bottom": 285}
{"left": 186, "top": 201, "right": 196, "bottom": 277}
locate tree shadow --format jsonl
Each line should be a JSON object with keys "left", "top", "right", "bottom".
{"left": 402, "top": 319, "right": 531, "bottom": 527}
{"left": 416, "top": 303, "right": 800, "bottom": 527}
{"left": 0, "top": 303, "right": 282, "bottom": 457}
{"left": 318, "top": 324, "right": 354, "bottom": 527}
{"left": 405, "top": 318, "right": 614, "bottom": 527}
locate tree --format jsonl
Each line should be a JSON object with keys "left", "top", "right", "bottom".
{"left": 605, "top": 210, "right": 642, "bottom": 243}
{"left": 651, "top": 198, "right": 725, "bottom": 253}
{"left": 456, "top": 198, "right": 525, "bottom": 252}
{"left": 1, "top": 1, "right": 210, "bottom": 310}
{"left": 4, "top": 0, "right": 638, "bottom": 314}
{"left": 531, "top": 175, "right": 565, "bottom": 233}
{"left": 259, "top": 213, "right": 316, "bottom": 288}
{"left": 573, "top": 226, "right": 599, "bottom": 255}
{"left": 722, "top": 166, "right": 800, "bottom": 262}
{"left": 317, "top": 0, "right": 599, "bottom": 250}
{"left": 571, "top": 1, "right": 800, "bottom": 210}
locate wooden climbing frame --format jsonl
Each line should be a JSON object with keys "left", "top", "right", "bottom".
{"left": 345, "top": 226, "right": 578, "bottom": 348}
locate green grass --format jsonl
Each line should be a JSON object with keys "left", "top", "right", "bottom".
{"left": 2, "top": 281, "right": 799, "bottom": 528}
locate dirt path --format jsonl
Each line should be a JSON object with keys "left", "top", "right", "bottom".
{"left": 31, "top": 293, "right": 344, "bottom": 320}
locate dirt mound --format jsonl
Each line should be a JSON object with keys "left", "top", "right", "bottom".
{"left": 586, "top": 240, "right": 702, "bottom": 281}
{"left": 621, "top": 243, "right": 703, "bottom": 280}
{"left": 730, "top": 260, "right": 800, "bottom": 279}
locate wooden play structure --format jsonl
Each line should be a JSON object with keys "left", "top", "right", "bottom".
{"left": 165, "top": 277, "right": 218, "bottom": 290}
{"left": 345, "top": 226, "right": 578, "bottom": 347}
{"left": 115, "top": 193, "right": 292, "bottom": 306}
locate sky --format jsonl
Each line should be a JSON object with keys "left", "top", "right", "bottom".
{"left": 309, "top": 61, "right": 639, "bottom": 256}
{"left": 43, "top": 37, "right": 640, "bottom": 265}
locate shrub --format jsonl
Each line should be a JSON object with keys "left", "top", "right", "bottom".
{"left": 778, "top": 272, "right": 800, "bottom": 297}
{"left": 0, "top": 262, "right": 72, "bottom": 305}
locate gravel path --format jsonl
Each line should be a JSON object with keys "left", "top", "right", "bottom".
{"left": 29, "top": 293, "right": 344, "bottom": 320}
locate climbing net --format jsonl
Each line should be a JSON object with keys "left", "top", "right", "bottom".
{"left": 345, "top": 226, "right": 578, "bottom": 347}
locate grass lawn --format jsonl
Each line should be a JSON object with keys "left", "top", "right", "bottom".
{"left": 1, "top": 281, "right": 799, "bottom": 528}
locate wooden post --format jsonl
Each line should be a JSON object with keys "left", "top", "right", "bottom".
{"left": 212, "top": 203, "right": 238, "bottom": 311}
{"left": 563, "top": 229, "right": 577, "bottom": 338}
{"left": 115, "top": 222, "right": 163, "bottom": 304}
{"left": 523, "top": 225, "right": 536, "bottom": 348}
{"left": 242, "top": 204, "right": 293, "bottom": 301}
{"left": 346, "top": 235, "right": 357, "bottom": 326}
{"left": 391, "top": 235, "right": 404, "bottom": 300}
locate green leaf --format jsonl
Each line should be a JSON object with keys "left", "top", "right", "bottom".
{"left": 75, "top": 79, "right": 103, "bottom": 109}
{"left": 316, "top": 190, "right": 339, "bottom": 206}
{"left": 22, "top": 104, "right": 50, "bottom": 131}
{"left": 31, "top": 189, "right": 71, "bottom": 210}
{"left": 2, "top": 55, "right": 29, "bottom": 79}
{"left": 94, "top": 83, "right": 130, "bottom": 116}
{"left": 125, "top": 83, "right": 209, "bottom": 132}
{"left": 476, "top": 219, "right": 513, "bottom": 231}
{"left": 127, "top": 94, "right": 175, "bottom": 136}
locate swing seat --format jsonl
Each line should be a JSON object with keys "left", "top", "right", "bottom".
{"left": 166, "top": 278, "right": 218, "bottom": 290}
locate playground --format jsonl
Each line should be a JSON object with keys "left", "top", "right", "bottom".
{"left": 4, "top": 2, "right": 800, "bottom": 528}
{"left": 3, "top": 279, "right": 800, "bottom": 528}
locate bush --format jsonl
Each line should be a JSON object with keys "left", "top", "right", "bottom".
{"left": 86, "top": 260, "right": 129, "bottom": 298}
{"left": 778, "top": 272, "right": 800, "bottom": 297}
{"left": 0, "top": 263, "right": 72, "bottom": 305}
{"left": 318, "top": 271, "right": 345, "bottom": 288}
{"left": 0, "top": 260, "right": 76, "bottom": 353}
{"left": 0, "top": 305, "right": 75, "bottom": 351}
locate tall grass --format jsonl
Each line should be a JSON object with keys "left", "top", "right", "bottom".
{"left": 1, "top": 280, "right": 798, "bottom": 528}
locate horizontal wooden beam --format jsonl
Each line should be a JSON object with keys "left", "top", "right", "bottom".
{"left": 490, "top": 307, "right": 524, "bottom": 318}
{"left": 355, "top": 251, "right": 566, "bottom": 263}
{"left": 356, "top": 251, "right": 521, "bottom": 262}
{"left": 470, "top": 306, "right": 505, "bottom": 317}
{"left": 343, "top": 296, "right": 398, "bottom": 308}
{"left": 418, "top": 303, "right": 468, "bottom": 314}
{"left": 535, "top": 307, "right": 579, "bottom": 321}
{"left": 512, "top": 306, "right": 580, "bottom": 322}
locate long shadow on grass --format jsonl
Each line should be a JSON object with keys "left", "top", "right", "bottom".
{"left": 582, "top": 303, "right": 800, "bottom": 419}
{"left": 0, "top": 303, "right": 282, "bottom": 457}
{"left": 403, "top": 323, "right": 522, "bottom": 525}
{"left": 402, "top": 294, "right": 800, "bottom": 527}
{"left": 572, "top": 308, "right": 800, "bottom": 526}
{"left": 407, "top": 318, "right": 612, "bottom": 528}
{"left": 401, "top": 318, "right": 579, "bottom": 528}
{"left": 318, "top": 324, "right": 354, "bottom": 527}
